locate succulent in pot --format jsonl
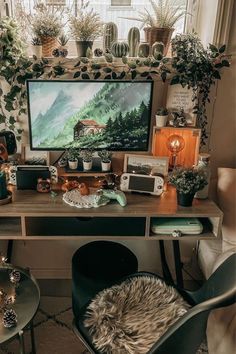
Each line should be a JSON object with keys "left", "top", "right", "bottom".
{"left": 67, "top": 147, "right": 79, "bottom": 170}
{"left": 69, "top": 0, "right": 103, "bottom": 58}
{"left": 98, "top": 150, "right": 112, "bottom": 172}
{"left": 80, "top": 148, "right": 94, "bottom": 171}
{"left": 155, "top": 107, "right": 169, "bottom": 127}
{"left": 168, "top": 167, "right": 208, "bottom": 206}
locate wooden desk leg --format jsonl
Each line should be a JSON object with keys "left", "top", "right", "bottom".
{"left": 30, "top": 321, "right": 36, "bottom": 354}
{"left": 7, "top": 240, "right": 13, "bottom": 263}
{"left": 18, "top": 330, "right": 26, "bottom": 354}
{"left": 159, "top": 240, "right": 174, "bottom": 285}
{"left": 172, "top": 240, "right": 184, "bottom": 288}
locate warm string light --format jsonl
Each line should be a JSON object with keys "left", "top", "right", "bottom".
{"left": 0, "top": 254, "right": 20, "bottom": 328}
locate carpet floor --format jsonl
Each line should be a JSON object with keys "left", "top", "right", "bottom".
{"left": 0, "top": 296, "right": 88, "bottom": 354}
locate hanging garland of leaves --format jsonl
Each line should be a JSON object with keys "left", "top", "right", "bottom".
{"left": 0, "top": 20, "right": 229, "bottom": 145}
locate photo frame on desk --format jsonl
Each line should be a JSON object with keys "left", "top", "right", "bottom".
{"left": 123, "top": 154, "right": 169, "bottom": 177}
{"left": 21, "top": 144, "right": 50, "bottom": 165}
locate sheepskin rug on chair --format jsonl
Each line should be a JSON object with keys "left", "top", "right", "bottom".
{"left": 84, "top": 276, "right": 190, "bottom": 354}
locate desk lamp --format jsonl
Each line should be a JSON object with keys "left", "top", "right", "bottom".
{"left": 166, "top": 134, "right": 185, "bottom": 169}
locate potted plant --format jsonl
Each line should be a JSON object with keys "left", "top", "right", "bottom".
{"left": 67, "top": 147, "right": 79, "bottom": 170}
{"left": 168, "top": 167, "right": 208, "bottom": 207}
{"left": 122, "top": 0, "right": 187, "bottom": 56}
{"left": 98, "top": 150, "right": 112, "bottom": 172}
{"left": 31, "top": 36, "right": 42, "bottom": 58}
{"left": 155, "top": 107, "right": 169, "bottom": 127}
{"left": 69, "top": 0, "right": 103, "bottom": 58}
{"left": 29, "top": 2, "right": 63, "bottom": 57}
{"left": 80, "top": 148, "right": 94, "bottom": 171}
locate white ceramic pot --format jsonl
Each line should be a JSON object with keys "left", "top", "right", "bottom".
{"left": 155, "top": 114, "right": 168, "bottom": 127}
{"left": 83, "top": 160, "right": 92, "bottom": 171}
{"left": 68, "top": 159, "right": 78, "bottom": 170}
{"left": 101, "top": 161, "right": 111, "bottom": 172}
{"left": 32, "top": 45, "right": 42, "bottom": 59}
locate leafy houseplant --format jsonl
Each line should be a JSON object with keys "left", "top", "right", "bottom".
{"left": 123, "top": 0, "right": 187, "bottom": 55}
{"left": 170, "top": 33, "right": 230, "bottom": 144}
{"left": 67, "top": 147, "right": 79, "bottom": 169}
{"left": 169, "top": 167, "right": 208, "bottom": 206}
{"left": 155, "top": 107, "right": 168, "bottom": 127}
{"left": 29, "top": 1, "right": 63, "bottom": 57}
{"left": 69, "top": 0, "right": 103, "bottom": 57}
{"left": 98, "top": 150, "right": 112, "bottom": 171}
{"left": 80, "top": 148, "right": 94, "bottom": 171}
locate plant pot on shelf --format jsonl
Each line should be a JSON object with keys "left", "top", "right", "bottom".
{"left": 101, "top": 161, "right": 111, "bottom": 172}
{"left": 143, "top": 27, "right": 174, "bottom": 56}
{"left": 76, "top": 41, "right": 93, "bottom": 57}
{"left": 83, "top": 160, "right": 92, "bottom": 171}
{"left": 177, "top": 191, "right": 195, "bottom": 207}
{"left": 155, "top": 114, "right": 168, "bottom": 127}
{"left": 68, "top": 159, "right": 78, "bottom": 170}
{"left": 40, "top": 36, "right": 58, "bottom": 57}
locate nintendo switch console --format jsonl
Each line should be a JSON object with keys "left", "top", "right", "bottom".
{"left": 120, "top": 173, "right": 164, "bottom": 196}
{"left": 9, "top": 165, "right": 58, "bottom": 189}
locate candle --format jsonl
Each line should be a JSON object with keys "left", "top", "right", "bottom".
{"left": 0, "top": 171, "right": 8, "bottom": 199}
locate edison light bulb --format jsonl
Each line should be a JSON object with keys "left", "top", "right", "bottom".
{"left": 166, "top": 134, "right": 185, "bottom": 168}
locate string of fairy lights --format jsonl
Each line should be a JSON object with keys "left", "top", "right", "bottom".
{"left": 0, "top": 254, "right": 21, "bottom": 328}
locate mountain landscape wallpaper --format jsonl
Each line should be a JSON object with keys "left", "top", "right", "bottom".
{"left": 27, "top": 81, "right": 153, "bottom": 150}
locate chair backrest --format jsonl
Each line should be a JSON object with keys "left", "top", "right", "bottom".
{"left": 148, "top": 254, "right": 236, "bottom": 354}
{"left": 189, "top": 253, "right": 236, "bottom": 304}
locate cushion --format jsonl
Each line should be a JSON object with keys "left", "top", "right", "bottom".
{"left": 217, "top": 168, "right": 236, "bottom": 252}
{"left": 84, "top": 276, "right": 189, "bottom": 354}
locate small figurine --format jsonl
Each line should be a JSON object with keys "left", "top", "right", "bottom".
{"left": 78, "top": 182, "right": 90, "bottom": 196}
{"left": 37, "top": 178, "right": 51, "bottom": 193}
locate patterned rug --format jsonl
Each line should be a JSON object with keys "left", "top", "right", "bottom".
{"left": 0, "top": 296, "right": 88, "bottom": 354}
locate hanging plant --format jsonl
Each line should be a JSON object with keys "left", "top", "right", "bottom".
{"left": 170, "top": 33, "right": 230, "bottom": 145}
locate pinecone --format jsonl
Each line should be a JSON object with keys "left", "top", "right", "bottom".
{"left": 52, "top": 48, "right": 60, "bottom": 57}
{"left": 60, "top": 48, "right": 68, "bottom": 58}
{"left": 94, "top": 48, "right": 103, "bottom": 57}
{"left": 3, "top": 309, "right": 17, "bottom": 328}
{"left": 9, "top": 270, "right": 21, "bottom": 284}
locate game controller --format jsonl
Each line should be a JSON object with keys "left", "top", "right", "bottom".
{"left": 99, "top": 189, "right": 127, "bottom": 207}
{"left": 9, "top": 165, "right": 58, "bottom": 185}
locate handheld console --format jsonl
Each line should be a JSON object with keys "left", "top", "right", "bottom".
{"left": 120, "top": 173, "right": 164, "bottom": 196}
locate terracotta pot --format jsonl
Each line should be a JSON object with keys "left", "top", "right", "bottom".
{"left": 177, "top": 191, "right": 195, "bottom": 207}
{"left": 76, "top": 41, "right": 93, "bottom": 58}
{"left": 40, "top": 36, "right": 58, "bottom": 57}
{"left": 143, "top": 27, "right": 174, "bottom": 56}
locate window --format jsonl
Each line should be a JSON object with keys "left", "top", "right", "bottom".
{"left": 111, "top": 0, "right": 131, "bottom": 6}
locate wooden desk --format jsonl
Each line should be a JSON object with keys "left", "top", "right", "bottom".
{"left": 0, "top": 187, "right": 222, "bottom": 286}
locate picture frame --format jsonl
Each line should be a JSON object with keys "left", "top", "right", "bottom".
{"left": 123, "top": 154, "right": 169, "bottom": 177}
{"left": 21, "top": 144, "right": 50, "bottom": 165}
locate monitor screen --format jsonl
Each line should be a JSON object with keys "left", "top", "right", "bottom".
{"left": 27, "top": 80, "right": 153, "bottom": 151}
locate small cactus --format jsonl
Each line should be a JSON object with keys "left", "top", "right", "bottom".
{"left": 138, "top": 43, "right": 150, "bottom": 58}
{"left": 103, "top": 22, "right": 118, "bottom": 52}
{"left": 128, "top": 27, "right": 140, "bottom": 57}
{"left": 111, "top": 41, "right": 129, "bottom": 58}
{"left": 104, "top": 53, "right": 113, "bottom": 63}
{"left": 152, "top": 42, "right": 164, "bottom": 60}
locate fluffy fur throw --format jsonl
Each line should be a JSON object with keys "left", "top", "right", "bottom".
{"left": 84, "top": 276, "right": 190, "bottom": 354}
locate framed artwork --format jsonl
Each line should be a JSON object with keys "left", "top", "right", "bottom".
{"left": 123, "top": 154, "right": 169, "bottom": 177}
{"left": 166, "top": 84, "right": 196, "bottom": 127}
{"left": 21, "top": 144, "right": 50, "bottom": 165}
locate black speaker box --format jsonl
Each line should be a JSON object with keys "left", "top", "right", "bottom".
{"left": 16, "top": 166, "right": 50, "bottom": 190}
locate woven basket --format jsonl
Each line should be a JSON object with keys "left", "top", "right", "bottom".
{"left": 40, "top": 36, "right": 58, "bottom": 57}
{"left": 144, "top": 27, "right": 174, "bottom": 56}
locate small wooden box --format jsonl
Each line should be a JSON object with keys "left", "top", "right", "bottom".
{"left": 152, "top": 127, "right": 201, "bottom": 168}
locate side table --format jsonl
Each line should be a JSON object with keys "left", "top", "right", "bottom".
{"left": 0, "top": 265, "right": 40, "bottom": 354}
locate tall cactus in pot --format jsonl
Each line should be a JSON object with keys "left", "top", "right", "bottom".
{"left": 103, "top": 22, "right": 118, "bottom": 52}
{"left": 128, "top": 27, "right": 140, "bottom": 57}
